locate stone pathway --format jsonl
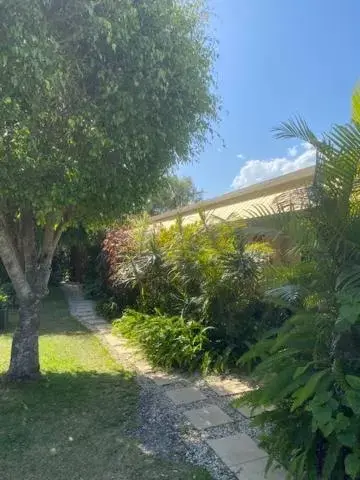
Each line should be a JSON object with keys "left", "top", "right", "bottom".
{"left": 62, "top": 284, "right": 286, "bottom": 480}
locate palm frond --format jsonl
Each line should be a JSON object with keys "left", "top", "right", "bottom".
{"left": 314, "top": 124, "right": 360, "bottom": 203}
{"left": 266, "top": 284, "right": 309, "bottom": 308}
{"left": 336, "top": 265, "right": 360, "bottom": 293}
{"left": 272, "top": 116, "right": 319, "bottom": 145}
{"left": 352, "top": 83, "right": 360, "bottom": 125}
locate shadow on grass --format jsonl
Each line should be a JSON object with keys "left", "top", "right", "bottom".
{"left": 4, "top": 287, "right": 95, "bottom": 336}
{"left": 4, "top": 309, "right": 91, "bottom": 336}
{"left": 0, "top": 371, "right": 210, "bottom": 480}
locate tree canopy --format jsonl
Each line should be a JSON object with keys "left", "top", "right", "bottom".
{"left": 148, "top": 175, "right": 203, "bottom": 215}
{"left": 0, "top": 0, "right": 216, "bottom": 225}
{"left": 0, "top": 0, "right": 217, "bottom": 379}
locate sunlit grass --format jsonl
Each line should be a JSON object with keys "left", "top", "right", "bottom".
{"left": 0, "top": 289, "right": 210, "bottom": 480}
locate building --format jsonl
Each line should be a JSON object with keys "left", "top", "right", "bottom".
{"left": 150, "top": 166, "right": 315, "bottom": 230}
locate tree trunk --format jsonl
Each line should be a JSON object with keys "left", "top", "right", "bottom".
{"left": 7, "top": 299, "right": 41, "bottom": 380}
{"left": 0, "top": 213, "right": 64, "bottom": 381}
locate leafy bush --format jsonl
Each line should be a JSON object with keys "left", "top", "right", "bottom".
{"left": 113, "top": 309, "right": 216, "bottom": 372}
{"left": 0, "top": 290, "right": 8, "bottom": 307}
{"left": 85, "top": 225, "right": 139, "bottom": 313}
{"left": 50, "top": 247, "right": 70, "bottom": 285}
{"left": 0, "top": 282, "right": 16, "bottom": 307}
{"left": 106, "top": 217, "right": 280, "bottom": 368}
{"left": 102, "top": 226, "right": 136, "bottom": 284}
{"left": 235, "top": 106, "right": 360, "bottom": 479}
{"left": 83, "top": 243, "right": 108, "bottom": 300}
{"left": 96, "top": 297, "right": 123, "bottom": 321}
{"left": 238, "top": 300, "right": 360, "bottom": 479}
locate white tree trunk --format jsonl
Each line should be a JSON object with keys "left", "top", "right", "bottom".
{"left": 0, "top": 213, "right": 63, "bottom": 380}
{"left": 7, "top": 299, "right": 41, "bottom": 380}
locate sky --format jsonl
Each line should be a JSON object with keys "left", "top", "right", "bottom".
{"left": 177, "top": 0, "right": 360, "bottom": 198}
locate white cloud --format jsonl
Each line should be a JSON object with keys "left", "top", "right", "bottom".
{"left": 231, "top": 142, "right": 316, "bottom": 190}
{"left": 236, "top": 153, "right": 245, "bottom": 159}
{"left": 287, "top": 146, "right": 298, "bottom": 157}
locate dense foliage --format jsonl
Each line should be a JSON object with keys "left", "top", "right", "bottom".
{"left": 113, "top": 310, "right": 214, "bottom": 372}
{"left": 0, "top": 0, "right": 217, "bottom": 379}
{"left": 97, "top": 215, "right": 284, "bottom": 371}
{"left": 236, "top": 100, "right": 360, "bottom": 478}
{"left": 0, "top": 0, "right": 217, "bottom": 226}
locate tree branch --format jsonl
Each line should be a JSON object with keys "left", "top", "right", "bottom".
{"left": 36, "top": 221, "right": 64, "bottom": 295}
{"left": 21, "top": 209, "right": 37, "bottom": 284}
{"left": 4, "top": 211, "right": 23, "bottom": 269}
{"left": 0, "top": 214, "right": 33, "bottom": 304}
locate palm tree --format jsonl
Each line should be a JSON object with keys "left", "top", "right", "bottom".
{"left": 237, "top": 87, "right": 360, "bottom": 479}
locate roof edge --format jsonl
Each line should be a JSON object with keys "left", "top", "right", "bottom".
{"left": 150, "top": 165, "right": 315, "bottom": 224}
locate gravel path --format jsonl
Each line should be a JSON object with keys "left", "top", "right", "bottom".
{"left": 132, "top": 376, "right": 237, "bottom": 480}
{"left": 62, "top": 284, "right": 282, "bottom": 480}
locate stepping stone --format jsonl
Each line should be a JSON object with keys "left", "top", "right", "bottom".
{"left": 206, "top": 377, "right": 252, "bottom": 397}
{"left": 149, "top": 372, "right": 183, "bottom": 386}
{"left": 93, "top": 326, "right": 111, "bottom": 334}
{"left": 102, "top": 334, "right": 126, "bottom": 347}
{"left": 165, "top": 386, "right": 206, "bottom": 405}
{"left": 134, "top": 360, "right": 153, "bottom": 374}
{"left": 184, "top": 404, "right": 232, "bottom": 430}
{"left": 236, "top": 457, "right": 287, "bottom": 479}
{"left": 207, "top": 434, "right": 267, "bottom": 474}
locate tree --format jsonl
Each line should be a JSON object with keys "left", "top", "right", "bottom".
{"left": 148, "top": 175, "right": 203, "bottom": 215}
{"left": 0, "top": 0, "right": 217, "bottom": 380}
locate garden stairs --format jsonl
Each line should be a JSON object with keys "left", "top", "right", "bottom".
{"left": 63, "top": 283, "right": 286, "bottom": 480}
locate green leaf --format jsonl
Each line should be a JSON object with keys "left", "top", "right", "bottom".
{"left": 334, "top": 413, "right": 351, "bottom": 432}
{"left": 322, "top": 439, "right": 341, "bottom": 480}
{"left": 294, "top": 361, "right": 314, "bottom": 379}
{"left": 310, "top": 391, "right": 332, "bottom": 405}
{"left": 338, "top": 303, "right": 360, "bottom": 325}
{"left": 345, "top": 391, "right": 360, "bottom": 415}
{"left": 335, "top": 316, "right": 353, "bottom": 333}
{"left": 346, "top": 375, "right": 360, "bottom": 390}
{"left": 345, "top": 453, "right": 360, "bottom": 479}
{"left": 337, "top": 432, "right": 357, "bottom": 448}
{"left": 291, "top": 370, "right": 330, "bottom": 411}
{"left": 321, "top": 421, "right": 335, "bottom": 437}
{"left": 311, "top": 405, "right": 332, "bottom": 425}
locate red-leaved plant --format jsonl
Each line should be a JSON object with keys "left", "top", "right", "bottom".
{"left": 102, "top": 227, "right": 135, "bottom": 286}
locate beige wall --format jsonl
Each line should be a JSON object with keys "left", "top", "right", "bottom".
{"left": 150, "top": 167, "right": 314, "bottom": 231}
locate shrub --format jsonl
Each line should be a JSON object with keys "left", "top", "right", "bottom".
{"left": 0, "top": 290, "right": 8, "bottom": 307}
{"left": 114, "top": 219, "right": 278, "bottom": 360}
{"left": 113, "top": 309, "right": 215, "bottom": 372}
{"left": 238, "top": 300, "right": 360, "bottom": 479}
{"left": 83, "top": 243, "right": 108, "bottom": 299}
{"left": 102, "top": 226, "right": 135, "bottom": 284}
{"left": 98, "top": 216, "right": 284, "bottom": 370}
{"left": 50, "top": 247, "right": 70, "bottom": 285}
{"left": 235, "top": 107, "right": 360, "bottom": 478}
{"left": 86, "top": 225, "right": 140, "bottom": 311}
{"left": 0, "top": 282, "right": 16, "bottom": 307}
{"left": 96, "top": 297, "right": 123, "bottom": 321}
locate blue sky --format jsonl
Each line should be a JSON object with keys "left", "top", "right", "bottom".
{"left": 178, "top": 0, "right": 360, "bottom": 198}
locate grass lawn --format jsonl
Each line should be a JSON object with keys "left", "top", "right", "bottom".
{"left": 0, "top": 289, "right": 211, "bottom": 480}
